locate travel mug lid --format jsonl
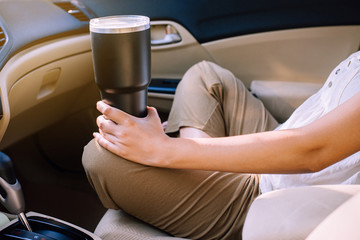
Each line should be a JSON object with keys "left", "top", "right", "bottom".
{"left": 90, "top": 15, "right": 150, "bottom": 34}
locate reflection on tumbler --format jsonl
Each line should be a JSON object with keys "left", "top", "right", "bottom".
{"left": 90, "top": 15, "right": 151, "bottom": 117}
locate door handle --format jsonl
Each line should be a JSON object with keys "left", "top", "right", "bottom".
{"left": 151, "top": 33, "right": 181, "bottom": 46}
{"left": 151, "top": 24, "right": 182, "bottom": 46}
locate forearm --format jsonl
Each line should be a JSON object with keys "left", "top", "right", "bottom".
{"left": 163, "top": 128, "right": 315, "bottom": 174}
{"left": 162, "top": 93, "right": 360, "bottom": 174}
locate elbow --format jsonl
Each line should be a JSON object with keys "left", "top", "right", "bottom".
{"left": 301, "top": 149, "right": 333, "bottom": 173}
{"left": 305, "top": 161, "right": 327, "bottom": 173}
{"left": 297, "top": 142, "right": 330, "bottom": 173}
{"left": 292, "top": 126, "right": 345, "bottom": 174}
{"left": 294, "top": 127, "right": 331, "bottom": 173}
{"left": 296, "top": 161, "right": 322, "bottom": 173}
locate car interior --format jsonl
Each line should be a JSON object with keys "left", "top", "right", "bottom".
{"left": 0, "top": 0, "right": 359, "bottom": 239}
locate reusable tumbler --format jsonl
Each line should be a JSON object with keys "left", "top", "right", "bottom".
{"left": 90, "top": 15, "right": 151, "bottom": 117}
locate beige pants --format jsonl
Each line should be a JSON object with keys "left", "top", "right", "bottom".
{"left": 82, "top": 61, "right": 278, "bottom": 239}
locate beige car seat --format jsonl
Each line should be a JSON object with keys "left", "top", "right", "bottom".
{"left": 94, "top": 185, "right": 360, "bottom": 240}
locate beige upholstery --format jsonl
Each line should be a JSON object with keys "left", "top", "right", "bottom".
{"left": 94, "top": 209, "right": 188, "bottom": 240}
{"left": 95, "top": 185, "right": 360, "bottom": 240}
{"left": 306, "top": 191, "right": 360, "bottom": 240}
{"left": 242, "top": 185, "right": 360, "bottom": 240}
{"left": 250, "top": 80, "right": 322, "bottom": 123}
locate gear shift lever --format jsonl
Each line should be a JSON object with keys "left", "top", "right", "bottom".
{"left": 0, "top": 152, "right": 32, "bottom": 232}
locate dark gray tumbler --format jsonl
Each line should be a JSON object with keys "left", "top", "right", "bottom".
{"left": 90, "top": 15, "right": 151, "bottom": 117}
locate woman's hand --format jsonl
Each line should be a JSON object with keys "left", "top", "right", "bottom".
{"left": 93, "top": 101, "right": 171, "bottom": 167}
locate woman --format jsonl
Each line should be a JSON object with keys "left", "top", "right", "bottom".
{"left": 83, "top": 51, "right": 360, "bottom": 239}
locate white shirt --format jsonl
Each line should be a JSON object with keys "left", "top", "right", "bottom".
{"left": 260, "top": 51, "right": 360, "bottom": 193}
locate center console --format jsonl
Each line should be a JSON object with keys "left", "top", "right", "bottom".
{"left": 0, "top": 212, "right": 101, "bottom": 240}
{"left": 0, "top": 152, "right": 102, "bottom": 240}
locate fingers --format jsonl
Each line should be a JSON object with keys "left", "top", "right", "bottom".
{"left": 93, "top": 132, "right": 118, "bottom": 154}
{"left": 146, "top": 106, "right": 158, "bottom": 119}
{"left": 146, "top": 106, "right": 162, "bottom": 126}
{"left": 98, "top": 127, "right": 119, "bottom": 144}
{"left": 94, "top": 114, "right": 126, "bottom": 155}
{"left": 161, "top": 121, "right": 168, "bottom": 131}
{"left": 93, "top": 102, "right": 167, "bottom": 164}
{"left": 96, "top": 101, "right": 132, "bottom": 124}
{"left": 95, "top": 101, "right": 163, "bottom": 144}
{"left": 97, "top": 101, "right": 159, "bottom": 123}
{"left": 96, "top": 115, "right": 119, "bottom": 135}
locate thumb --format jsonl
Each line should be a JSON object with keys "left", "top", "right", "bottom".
{"left": 146, "top": 106, "right": 160, "bottom": 120}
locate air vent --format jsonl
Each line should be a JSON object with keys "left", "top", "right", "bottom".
{"left": 0, "top": 26, "right": 6, "bottom": 51}
{"left": 54, "top": 1, "right": 90, "bottom": 22}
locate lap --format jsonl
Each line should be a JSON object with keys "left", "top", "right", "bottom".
{"left": 83, "top": 139, "right": 260, "bottom": 239}
{"left": 83, "top": 61, "right": 276, "bottom": 239}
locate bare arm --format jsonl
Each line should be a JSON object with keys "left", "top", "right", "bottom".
{"left": 94, "top": 92, "right": 360, "bottom": 174}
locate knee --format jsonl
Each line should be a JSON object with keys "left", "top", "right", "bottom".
{"left": 180, "top": 61, "right": 235, "bottom": 91}
{"left": 82, "top": 139, "right": 135, "bottom": 179}
{"left": 82, "top": 138, "right": 99, "bottom": 175}
{"left": 82, "top": 138, "right": 113, "bottom": 178}
{"left": 177, "top": 61, "right": 215, "bottom": 93}
{"left": 181, "top": 61, "right": 212, "bottom": 83}
{"left": 82, "top": 139, "right": 125, "bottom": 209}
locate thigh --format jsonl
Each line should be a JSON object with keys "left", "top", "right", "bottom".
{"left": 83, "top": 139, "right": 260, "bottom": 239}
{"left": 166, "top": 61, "right": 278, "bottom": 137}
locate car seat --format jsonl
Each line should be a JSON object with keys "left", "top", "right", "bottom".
{"left": 94, "top": 184, "right": 360, "bottom": 240}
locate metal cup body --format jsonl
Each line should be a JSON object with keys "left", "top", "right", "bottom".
{"left": 90, "top": 16, "right": 150, "bottom": 117}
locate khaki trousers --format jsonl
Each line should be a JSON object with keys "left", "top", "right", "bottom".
{"left": 82, "top": 61, "right": 278, "bottom": 239}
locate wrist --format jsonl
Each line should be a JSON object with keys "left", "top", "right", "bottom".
{"left": 157, "top": 137, "right": 181, "bottom": 168}
{"left": 159, "top": 137, "right": 200, "bottom": 169}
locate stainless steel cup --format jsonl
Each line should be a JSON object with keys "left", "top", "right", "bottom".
{"left": 90, "top": 15, "right": 151, "bottom": 117}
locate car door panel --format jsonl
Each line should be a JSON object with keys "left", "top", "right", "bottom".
{"left": 150, "top": 21, "right": 213, "bottom": 80}
{"left": 203, "top": 25, "right": 360, "bottom": 119}
{"left": 203, "top": 26, "right": 360, "bottom": 88}
{"left": 149, "top": 25, "right": 360, "bottom": 117}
